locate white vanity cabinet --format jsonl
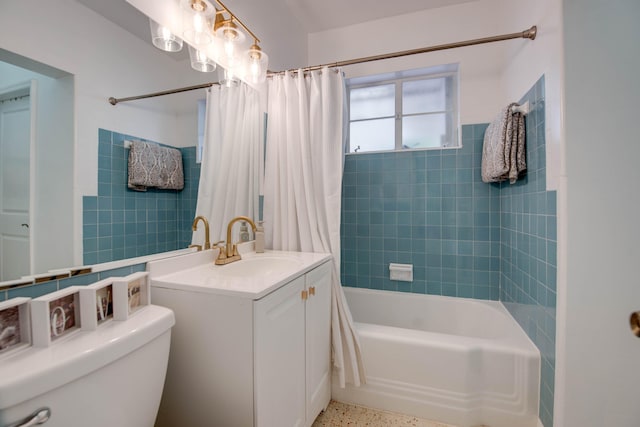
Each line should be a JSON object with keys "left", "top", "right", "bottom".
{"left": 149, "top": 251, "right": 332, "bottom": 427}
{"left": 254, "top": 260, "right": 331, "bottom": 427}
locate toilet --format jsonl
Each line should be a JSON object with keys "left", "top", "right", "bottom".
{"left": 0, "top": 305, "right": 174, "bottom": 427}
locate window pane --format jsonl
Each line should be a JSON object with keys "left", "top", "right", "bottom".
{"left": 350, "top": 118, "right": 395, "bottom": 153}
{"left": 402, "top": 78, "right": 446, "bottom": 114}
{"left": 402, "top": 113, "right": 449, "bottom": 149}
{"left": 350, "top": 84, "right": 395, "bottom": 120}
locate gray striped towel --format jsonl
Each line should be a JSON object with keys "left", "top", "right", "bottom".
{"left": 127, "top": 141, "right": 184, "bottom": 191}
{"left": 481, "top": 103, "right": 526, "bottom": 184}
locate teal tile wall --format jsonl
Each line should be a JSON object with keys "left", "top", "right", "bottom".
{"left": 341, "top": 124, "right": 501, "bottom": 299}
{"left": 83, "top": 129, "right": 200, "bottom": 264}
{"left": 499, "top": 76, "right": 556, "bottom": 427}
{"left": 341, "top": 75, "right": 556, "bottom": 427}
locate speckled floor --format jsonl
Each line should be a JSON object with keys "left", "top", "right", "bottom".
{"left": 312, "top": 400, "right": 457, "bottom": 427}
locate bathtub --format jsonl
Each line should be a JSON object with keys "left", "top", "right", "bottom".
{"left": 332, "top": 287, "right": 541, "bottom": 427}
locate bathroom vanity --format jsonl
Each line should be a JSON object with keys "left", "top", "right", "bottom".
{"left": 148, "top": 249, "right": 332, "bottom": 427}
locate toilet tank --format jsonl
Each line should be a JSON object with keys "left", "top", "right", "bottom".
{"left": 0, "top": 305, "right": 175, "bottom": 427}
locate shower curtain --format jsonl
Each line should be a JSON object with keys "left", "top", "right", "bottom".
{"left": 263, "top": 69, "right": 366, "bottom": 387}
{"left": 192, "top": 83, "right": 260, "bottom": 244}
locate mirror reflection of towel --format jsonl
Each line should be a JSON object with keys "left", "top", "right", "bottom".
{"left": 127, "top": 141, "right": 184, "bottom": 191}
{"left": 481, "top": 103, "right": 526, "bottom": 184}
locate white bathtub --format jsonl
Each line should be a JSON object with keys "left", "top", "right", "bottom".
{"left": 332, "top": 287, "right": 541, "bottom": 427}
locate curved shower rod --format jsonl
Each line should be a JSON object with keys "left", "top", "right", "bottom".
{"left": 108, "top": 25, "right": 537, "bottom": 106}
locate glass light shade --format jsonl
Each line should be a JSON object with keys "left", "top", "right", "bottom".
{"left": 215, "top": 21, "right": 245, "bottom": 63}
{"left": 149, "top": 19, "right": 183, "bottom": 52}
{"left": 181, "top": 0, "right": 215, "bottom": 46}
{"left": 188, "top": 45, "right": 216, "bottom": 72}
{"left": 244, "top": 45, "right": 269, "bottom": 84}
{"left": 221, "top": 67, "right": 240, "bottom": 87}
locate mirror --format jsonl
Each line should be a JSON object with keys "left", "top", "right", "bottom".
{"left": 0, "top": 1, "right": 213, "bottom": 286}
{"left": 0, "top": 53, "right": 74, "bottom": 282}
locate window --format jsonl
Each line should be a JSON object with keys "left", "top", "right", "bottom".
{"left": 346, "top": 64, "right": 459, "bottom": 153}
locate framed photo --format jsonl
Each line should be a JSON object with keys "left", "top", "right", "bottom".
{"left": 79, "top": 278, "right": 116, "bottom": 330}
{"left": 113, "top": 272, "right": 151, "bottom": 320}
{"left": 0, "top": 297, "right": 31, "bottom": 355}
{"left": 32, "top": 287, "right": 83, "bottom": 347}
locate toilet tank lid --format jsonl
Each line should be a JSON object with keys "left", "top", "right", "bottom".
{"left": 0, "top": 305, "right": 175, "bottom": 410}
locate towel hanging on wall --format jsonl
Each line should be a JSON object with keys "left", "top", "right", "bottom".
{"left": 127, "top": 140, "right": 184, "bottom": 191}
{"left": 481, "top": 102, "right": 526, "bottom": 184}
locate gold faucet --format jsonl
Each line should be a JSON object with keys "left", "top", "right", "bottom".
{"left": 191, "top": 216, "right": 211, "bottom": 250}
{"left": 215, "top": 216, "right": 257, "bottom": 265}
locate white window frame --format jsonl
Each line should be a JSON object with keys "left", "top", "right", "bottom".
{"left": 346, "top": 63, "right": 460, "bottom": 154}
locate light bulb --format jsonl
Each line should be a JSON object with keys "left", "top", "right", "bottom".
{"left": 193, "top": 12, "right": 205, "bottom": 34}
{"left": 250, "top": 59, "right": 260, "bottom": 79}
{"left": 224, "top": 39, "right": 235, "bottom": 61}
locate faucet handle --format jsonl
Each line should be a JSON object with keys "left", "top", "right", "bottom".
{"left": 213, "top": 241, "right": 226, "bottom": 259}
{"left": 188, "top": 244, "right": 202, "bottom": 252}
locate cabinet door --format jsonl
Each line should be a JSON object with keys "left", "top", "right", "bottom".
{"left": 305, "top": 261, "right": 332, "bottom": 425}
{"left": 254, "top": 276, "right": 306, "bottom": 427}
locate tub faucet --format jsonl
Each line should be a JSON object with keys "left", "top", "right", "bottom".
{"left": 215, "top": 216, "right": 257, "bottom": 265}
{"left": 191, "top": 216, "right": 211, "bottom": 250}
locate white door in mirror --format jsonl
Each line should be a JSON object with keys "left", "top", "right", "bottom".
{"left": 0, "top": 96, "right": 30, "bottom": 281}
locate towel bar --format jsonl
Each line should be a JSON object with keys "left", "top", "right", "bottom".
{"left": 511, "top": 101, "right": 530, "bottom": 115}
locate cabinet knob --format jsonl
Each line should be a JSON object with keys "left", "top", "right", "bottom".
{"left": 309, "top": 286, "right": 315, "bottom": 296}
{"left": 301, "top": 290, "right": 308, "bottom": 301}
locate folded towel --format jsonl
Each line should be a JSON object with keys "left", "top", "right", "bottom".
{"left": 481, "top": 103, "right": 526, "bottom": 184}
{"left": 127, "top": 141, "right": 184, "bottom": 191}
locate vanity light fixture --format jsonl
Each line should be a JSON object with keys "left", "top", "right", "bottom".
{"left": 142, "top": 0, "right": 269, "bottom": 83}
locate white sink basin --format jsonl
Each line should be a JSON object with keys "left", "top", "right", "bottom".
{"left": 148, "top": 250, "right": 332, "bottom": 299}
{"left": 214, "top": 256, "right": 303, "bottom": 277}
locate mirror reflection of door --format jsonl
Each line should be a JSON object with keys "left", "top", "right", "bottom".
{"left": 0, "top": 92, "right": 30, "bottom": 281}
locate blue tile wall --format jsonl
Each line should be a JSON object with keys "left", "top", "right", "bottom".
{"left": 341, "top": 75, "right": 556, "bottom": 427}
{"left": 499, "top": 76, "right": 556, "bottom": 427}
{"left": 341, "top": 124, "right": 501, "bottom": 299}
{"left": 83, "top": 129, "right": 200, "bottom": 264}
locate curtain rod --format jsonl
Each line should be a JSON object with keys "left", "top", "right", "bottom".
{"left": 108, "top": 25, "right": 536, "bottom": 106}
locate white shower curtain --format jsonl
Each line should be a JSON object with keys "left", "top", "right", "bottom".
{"left": 263, "top": 69, "right": 366, "bottom": 387}
{"left": 193, "top": 83, "right": 260, "bottom": 244}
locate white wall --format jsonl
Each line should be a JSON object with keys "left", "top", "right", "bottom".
{"left": 0, "top": 0, "right": 214, "bottom": 266}
{"left": 500, "top": 0, "right": 563, "bottom": 191}
{"left": 308, "top": 0, "right": 524, "bottom": 126}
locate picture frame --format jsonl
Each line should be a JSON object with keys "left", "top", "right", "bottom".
{"left": 31, "top": 287, "right": 84, "bottom": 347}
{"left": 0, "top": 297, "right": 31, "bottom": 355}
{"left": 79, "top": 278, "right": 116, "bottom": 330}
{"left": 113, "top": 272, "right": 151, "bottom": 320}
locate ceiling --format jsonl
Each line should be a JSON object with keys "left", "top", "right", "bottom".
{"left": 282, "top": 0, "right": 475, "bottom": 33}
{"left": 75, "top": 0, "right": 475, "bottom": 68}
